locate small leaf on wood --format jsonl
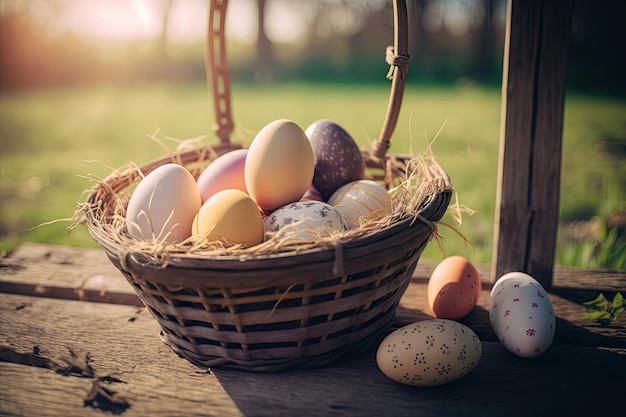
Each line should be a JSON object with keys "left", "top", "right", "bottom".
{"left": 611, "top": 292, "right": 624, "bottom": 314}
{"left": 582, "top": 311, "right": 611, "bottom": 322}
{"left": 582, "top": 293, "right": 608, "bottom": 311}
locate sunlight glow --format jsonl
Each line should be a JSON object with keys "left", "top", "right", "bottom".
{"left": 46, "top": 0, "right": 302, "bottom": 45}
{"left": 54, "top": 0, "right": 159, "bottom": 41}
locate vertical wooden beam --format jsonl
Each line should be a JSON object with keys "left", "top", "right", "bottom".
{"left": 491, "top": 0, "right": 573, "bottom": 288}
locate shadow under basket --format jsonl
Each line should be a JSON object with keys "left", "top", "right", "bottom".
{"left": 84, "top": 156, "right": 451, "bottom": 372}
{"left": 82, "top": 0, "right": 453, "bottom": 372}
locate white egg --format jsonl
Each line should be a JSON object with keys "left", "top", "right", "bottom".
{"left": 263, "top": 201, "right": 348, "bottom": 241}
{"left": 328, "top": 180, "right": 390, "bottom": 229}
{"left": 489, "top": 272, "right": 556, "bottom": 358}
{"left": 126, "top": 163, "right": 201, "bottom": 243}
{"left": 376, "top": 319, "right": 482, "bottom": 387}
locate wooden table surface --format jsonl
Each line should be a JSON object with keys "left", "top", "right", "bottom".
{"left": 1, "top": 243, "right": 625, "bottom": 417}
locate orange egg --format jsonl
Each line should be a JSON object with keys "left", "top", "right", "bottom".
{"left": 427, "top": 256, "right": 481, "bottom": 320}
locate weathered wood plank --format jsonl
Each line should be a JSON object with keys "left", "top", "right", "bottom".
{"left": 2, "top": 243, "right": 624, "bottom": 307}
{"left": 1, "top": 243, "right": 624, "bottom": 349}
{"left": 0, "top": 242, "right": 140, "bottom": 306}
{"left": 492, "top": 0, "right": 574, "bottom": 288}
{"left": 1, "top": 293, "right": 624, "bottom": 417}
{"left": 0, "top": 294, "right": 242, "bottom": 417}
{"left": 398, "top": 277, "right": 626, "bottom": 348}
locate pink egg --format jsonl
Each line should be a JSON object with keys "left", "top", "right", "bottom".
{"left": 197, "top": 149, "right": 248, "bottom": 203}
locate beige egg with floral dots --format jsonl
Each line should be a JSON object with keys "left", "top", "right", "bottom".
{"left": 376, "top": 319, "right": 482, "bottom": 387}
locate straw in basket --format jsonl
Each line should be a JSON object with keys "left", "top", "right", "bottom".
{"left": 80, "top": 0, "right": 453, "bottom": 372}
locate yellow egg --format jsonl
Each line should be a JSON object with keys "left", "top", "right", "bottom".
{"left": 245, "top": 119, "right": 314, "bottom": 212}
{"left": 192, "top": 189, "right": 263, "bottom": 247}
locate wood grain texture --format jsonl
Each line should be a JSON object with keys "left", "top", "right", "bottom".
{"left": 2, "top": 243, "right": 624, "bottom": 304}
{"left": 492, "top": 0, "right": 574, "bottom": 287}
{"left": 1, "top": 293, "right": 624, "bottom": 417}
{"left": 1, "top": 239, "right": 624, "bottom": 416}
{"left": 0, "top": 294, "right": 242, "bottom": 417}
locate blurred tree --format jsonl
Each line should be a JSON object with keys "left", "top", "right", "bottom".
{"left": 158, "top": 0, "right": 175, "bottom": 58}
{"left": 255, "top": 0, "right": 275, "bottom": 83}
{"left": 471, "top": 0, "right": 498, "bottom": 80}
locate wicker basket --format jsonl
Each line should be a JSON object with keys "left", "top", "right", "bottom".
{"left": 82, "top": 0, "right": 453, "bottom": 372}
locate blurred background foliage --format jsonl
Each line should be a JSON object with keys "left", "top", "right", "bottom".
{"left": 0, "top": 0, "right": 624, "bottom": 270}
{"left": 1, "top": 0, "right": 624, "bottom": 93}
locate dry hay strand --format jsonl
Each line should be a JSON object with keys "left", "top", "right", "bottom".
{"left": 72, "top": 135, "right": 465, "bottom": 269}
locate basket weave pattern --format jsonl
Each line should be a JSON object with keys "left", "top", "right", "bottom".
{"left": 83, "top": 0, "right": 452, "bottom": 371}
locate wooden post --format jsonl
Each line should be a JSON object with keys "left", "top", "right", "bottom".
{"left": 491, "top": 0, "right": 574, "bottom": 288}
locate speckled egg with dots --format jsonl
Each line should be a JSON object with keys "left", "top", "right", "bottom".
{"left": 376, "top": 319, "right": 482, "bottom": 387}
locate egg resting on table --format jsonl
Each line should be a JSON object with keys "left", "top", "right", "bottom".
{"left": 427, "top": 256, "right": 481, "bottom": 320}
{"left": 376, "top": 319, "right": 482, "bottom": 387}
{"left": 489, "top": 272, "right": 556, "bottom": 358}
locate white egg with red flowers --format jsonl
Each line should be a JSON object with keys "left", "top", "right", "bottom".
{"left": 489, "top": 272, "right": 556, "bottom": 358}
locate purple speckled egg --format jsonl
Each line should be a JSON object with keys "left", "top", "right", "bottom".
{"left": 305, "top": 119, "right": 365, "bottom": 201}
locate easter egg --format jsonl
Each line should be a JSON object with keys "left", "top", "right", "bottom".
{"left": 192, "top": 189, "right": 263, "bottom": 247}
{"left": 245, "top": 119, "right": 314, "bottom": 212}
{"left": 376, "top": 319, "right": 482, "bottom": 387}
{"left": 196, "top": 148, "right": 248, "bottom": 203}
{"left": 263, "top": 201, "right": 348, "bottom": 241}
{"left": 489, "top": 272, "right": 556, "bottom": 358}
{"left": 126, "top": 163, "right": 201, "bottom": 243}
{"left": 305, "top": 119, "right": 365, "bottom": 200}
{"left": 427, "top": 256, "right": 482, "bottom": 320}
{"left": 328, "top": 180, "right": 391, "bottom": 229}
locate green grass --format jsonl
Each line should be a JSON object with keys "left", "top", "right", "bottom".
{"left": 1, "top": 81, "right": 624, "bottom": 270}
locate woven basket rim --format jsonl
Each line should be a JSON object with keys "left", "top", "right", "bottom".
{"left": 85, "top": 185, "right": 450, "bottom": 261}
{"left": 71, "top": 0, "right": 459, "bottom": 373}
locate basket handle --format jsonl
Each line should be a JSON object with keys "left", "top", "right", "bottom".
{"left": 206, "top": 0, "right": 410, "bottom": 159}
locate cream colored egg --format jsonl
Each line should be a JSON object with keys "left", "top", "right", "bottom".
{"left": 126, "top": 163, "right": 201, "bottom": 243}
{"left": 376, "top": 319, "right": 482, "bottom": 387}
{"left": 245, "top": 119, "right": 314, "bottom": 212}
{"left": 263, "top": 201, "right": 348, "bottom": 241}
{"left": 192, "top": 189, "right": 264, "bottom": 247}
{"left": 328, "top": 180, "right": 391, "bottom": 229}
